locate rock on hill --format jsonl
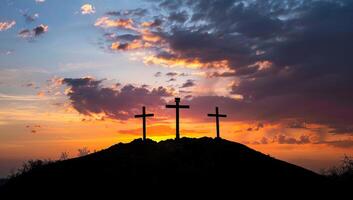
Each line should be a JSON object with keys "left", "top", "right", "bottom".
{"left": 0, "top": 137, "right": 334, "bottom": 196}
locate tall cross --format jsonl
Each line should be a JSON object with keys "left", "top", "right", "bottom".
{"left": 134, "top": 106, "right": 154, "bottom": 141}
{"left": 166, "top": 97, "right": 190, "bottom": 140}
{"left": 208, "top": 107, "right": 227, "bottom": 139}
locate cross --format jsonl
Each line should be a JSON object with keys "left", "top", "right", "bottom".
{"left": 166, "top": 97, "right": 190, "bottom": 140}
{"left": 208, "top": 107, "right": 227, "bottom": 139}
{"left": 134, "top": 106, "right": 154, "bottom": 141}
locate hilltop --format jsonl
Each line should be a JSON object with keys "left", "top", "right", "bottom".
{"left": 0, "top": 137, "right": 340, "bottom": 197}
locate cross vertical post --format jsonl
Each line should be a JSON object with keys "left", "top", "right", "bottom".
{"left": 208, "top": 107, "right": 227, "bottom": 139}
{"left": 166, "top": 97, "right": 190, "bottom": 140}
{"left": 134, "top": 106, "right": 154, "bottom": 141}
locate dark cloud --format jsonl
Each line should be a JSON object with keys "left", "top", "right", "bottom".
{"left": 154, "top": 72, "right": 162, "bottom": 77}
{"left": 167, "top": 78, "right": 176, "bottom": 82}
{"left": 18, "top": 24, "right": 48, "bottom": 39}
{"left": 94, "top": 0, "right": 353, "bottom": 133}
{"left": 104, "top": 33, "right": 141, "bottom": 42}
{"left": 288, "top": 121, "right": 308, "bottom": 129}
{"left": 329, "top": 125, "right": 353, "bottom": 135}
{"left": 180, "top": 79, "right": 195, "bottom": 88}
{"left": 147, "top": 18, "right": 163, "bottom": 27}
{"left": 105, "top": 8, "right": 148, "bottom": 17}
{"left": 33, "top": 24, "right": 47, "bottom": 36}
{"left": 62, "top": 77, "right": 172, "bottom": 120}
{"left": 179, "top": 90, "right": 192, "bottom": 94}
{"left": 276, "top": 135, "right": 311, "bottom": 145}
{"left": 165, "top": 72, "right": 189, "bottom": 77}
{"left": 166, "top": 72, "right": 178, "bottom": 77}
{"left": 26, "top": 124, "right": 41, "bottom": 134}
{"left": 182, "top": 94, "right": 353, "bottom": 134}
{"left": 247, "top": 123, "right": 264, "bottom": 132}
{"left": 168, "top": 11, "right": 188, "bottom": 23}
{"left": 320, "top": 140, "right": 353, "bottom": 148}
{"left": 18, "top": 29, "right": 31, "bottom": 37}
{"left": 162, "top": 0, "right": 353, "bottom": 133}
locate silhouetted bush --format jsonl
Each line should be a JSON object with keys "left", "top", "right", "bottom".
{"left": 8, "top": 159, "right": 52, "bottom": 179}
{"left": 322, "top": 155, "right": 353, "bottom": 183}
{"left": 59, "top": 152, "right": 69, "bottom": 160}
{"left": 77, "top": 147, "right": 91, "bottom": 157}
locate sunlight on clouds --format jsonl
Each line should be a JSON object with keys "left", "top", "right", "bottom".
{"left": 95, "top": 17, "right": 135, "bottom": 30}
{"left": 143, "top": 56, "right": 230, "bottom": 69}
{"left": 0, "top": 93, "right": 51, "bottom": 101}
{"left": 81, "top": 4, "right": 96, "bottom": 15}
{"left": 0, "top": 20, "right": 16, "bottom": 31}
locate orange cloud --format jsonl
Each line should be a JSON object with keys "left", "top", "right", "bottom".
{"left": 37, "top": 91, "right": 46, "bottom": 97}
{"left": 95, "top": 17, "right": 135, "bottom": 30}
{"left": 140, "top": 29, "right": 161, "bottom": 43}
{"left": 143, "top": 56, "right": 230, "bottom": 69}
{"left": 111, "top": 40, "right": 146, "bottom": 50}
{"left": 0, "top": 20, "right": 16, "bottom": 31}
{"left": 141, "top": 21, "right": 154, "bottom": 27}
{"left": 109, "top": 29, "right": 162, "bottom": 51}
{"left": 81, "top": 4, "right": 96, "bottom": 15}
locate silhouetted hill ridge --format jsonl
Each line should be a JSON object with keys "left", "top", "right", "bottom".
{"left": 0, "top": 137, "right": 335, "bottom": 196}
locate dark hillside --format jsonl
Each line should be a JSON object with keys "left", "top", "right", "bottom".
{"left": 0, "top": 137, "right": 336, "bottom": 197}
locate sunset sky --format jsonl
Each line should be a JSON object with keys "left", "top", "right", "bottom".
{"left": 1, "top": 0, "right": 353, "bottom": 177}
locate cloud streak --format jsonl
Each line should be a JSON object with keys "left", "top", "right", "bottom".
{"left": 0, "top": 20, "right": 16, "bottom": 31}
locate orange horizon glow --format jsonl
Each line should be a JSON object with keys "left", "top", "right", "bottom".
{"left": 1, "top": 104, "right": 352, "bottom": 175}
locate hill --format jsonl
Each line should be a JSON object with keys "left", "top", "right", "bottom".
{"left": 0, "top": 137, "right": 340, "bottom": 197}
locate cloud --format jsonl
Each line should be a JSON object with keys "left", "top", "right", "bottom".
{"left": 33, "top": 24, "right": 48, "bottom": 36}
{"left": 35, "top": 0, "right": 45, "bottom": 3}
{"left": 180, "top": 79, "right": 195, "bottom": 88}
{"left": 276, "top": 135, "right": 311, "bottom": 145}
{"left": 81, "top": 4, "right": 96, "bottom": 15}
{"left": 247, "top": 123, "right": 264, "bottom": 132}
{"left": 320, "top": 140, "right": 353, "bottom": 148}
{"left": 0, "top": 93, "right": 48, "bottom": 101}
{"left": 154, "top": 72, "right": 162, "bottom": 77}
{"left": 22, "top": 12, "right": 39, "bottom": 23}
{"left": 18, "top": 24, "right": 48, "bottom": 39}
{"left": 22, "top": 82, "right": 37, "bottom": 88}
{"left": 328, "top": 125, "right": 353, "bottom": 135}
{"left": 105, "top": 8, "right": 148, "bottom": 17}
{"left": 92, "top": 0, "right": 353, "bottom": 134}
{"left": 61, "top": 77, "right": 172, "bottom": 120}
{"left": 0, "top": 50, "right": 13, "bottom": 55}
{"left": 95, "top": 17, "right": 134, "bottom": 29}
{"left": 167, "top": 78, "right": 176, "bottom": 82}
{"left": 141, "top": 19, "right": 163, "bottom": 28}
{"left": 0, "top": 20, "right": 16, "bottom": 31}
{"left": 26, "top": 124, "right": 42, "bottom": 134}
{"left": 166, "top": 72, "right": 178, "bottom": 77}
{"left": 168, "top": 11, "right": 188, "bottom": 23}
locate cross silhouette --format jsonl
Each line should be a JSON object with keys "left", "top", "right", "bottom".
{"left": 134, "top": 106, "right": 154, "bottom": 141}
{"left": 166, "top": 97, "right": 190, "bottom": 140}
{"left": 208, "top": 107, "right": 227, "bottom": 139}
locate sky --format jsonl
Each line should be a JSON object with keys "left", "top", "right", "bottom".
{"left": 1, "top": 0, "right": 353, "bottom": 177}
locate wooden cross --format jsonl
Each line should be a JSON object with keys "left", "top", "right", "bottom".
{"left": 134, "top": 106, "right": 154, "bottom": 141}
{"left": 208, "top": 107, "right": 227, "bottom": 139}
{"left": 166, "top": 97, "right": 190, "bottom": 140}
